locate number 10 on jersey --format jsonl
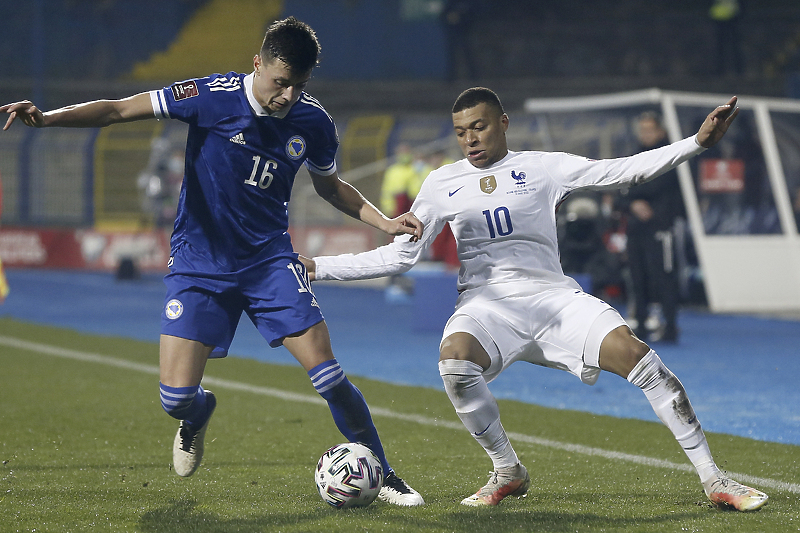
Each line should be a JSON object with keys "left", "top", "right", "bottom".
{"left": 483, "top": 207, "right": 513, "bottom": 238}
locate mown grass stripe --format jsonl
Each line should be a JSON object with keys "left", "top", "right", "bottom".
{"left": 2, "top": 333, "right": 797, "bottom": 495}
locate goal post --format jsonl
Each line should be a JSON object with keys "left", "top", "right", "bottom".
{"left": 524, "top": 88, "right": 800, "bottom": 314}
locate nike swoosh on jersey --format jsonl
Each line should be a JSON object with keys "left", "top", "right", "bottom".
{"left": 449, "top": 186, "right": 465, "bottom": 197}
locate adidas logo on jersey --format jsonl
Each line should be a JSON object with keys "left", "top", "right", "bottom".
{"left": 229, "top": 133, "right": 246, "bottom": 145}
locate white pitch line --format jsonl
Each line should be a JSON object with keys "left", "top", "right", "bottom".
{"left": 2, "top": 334, "right": 798, "bottom": 495}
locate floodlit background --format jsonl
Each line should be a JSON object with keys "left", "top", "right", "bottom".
{"left": 2, "top": 0, "right": 800, "bottom": 312}
{"left": 1, "top": 0, "right": 799, "bottom": 443}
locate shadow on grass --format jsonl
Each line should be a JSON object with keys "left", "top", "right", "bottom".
{"left": 139, "top": 499, "right": 334, "bottom": 533}
{"left": 139, "top": 498, "right": 706, "bottom": 533}
{"left": 437, "top": 508, "right": 705, "bottom": 532}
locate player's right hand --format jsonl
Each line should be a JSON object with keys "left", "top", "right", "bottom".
{"left": 387, "top": 211, "right": 424, "bottom": 242}
{"left": 1, "top": 100, "right": 45, "bottom": 131}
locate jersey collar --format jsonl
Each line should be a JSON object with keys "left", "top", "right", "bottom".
{"left": 244, "top": 72, "right": 295, "bottom": 119}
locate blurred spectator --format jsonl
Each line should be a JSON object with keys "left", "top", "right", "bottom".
{"left": 381, "top": 144, "right": 459, "bottom": 264}
{"left": 557, "top": 193, "right": 625, "bottom": 301}
{"left": 382, "top": 146, "right": 460, "bottom": 302}
{"left": 381, "top": 143, "right": 425, "bottom": 302}
{"left": 137, "top": 137, "right": 184, "bottom": 228}
{"left": 420, "top": 149, "right": 460, "bottom": 267}
{"left": 380, "top": 143, "right": 423, "bottom": 219}
{"left": 558, "top": 196, "right": 602, "bottom": 276}
{"left": 709, "top": 0, "right": 743, "bottom": 75}
{"left": 417, "top": 148, "right": 454, "bottom": 179}
{"left": 623, "top": 112, "right": 685, "bottom": 343}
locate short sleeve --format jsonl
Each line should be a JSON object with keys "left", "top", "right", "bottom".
{"left": 150, "top": 78, "right": 208, "bottom": 125}
{"left": 304, "top": 107, "right": 339, "bottom": 176}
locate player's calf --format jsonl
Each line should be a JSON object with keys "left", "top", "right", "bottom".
{"left": 309, "top": 359, "right": 424, "bottom": 506}
{"left": 308, "top": 359, "right": 389, "bottom": 462}
{"left": 160, "top": 383, "right": 210, "bottom": 422}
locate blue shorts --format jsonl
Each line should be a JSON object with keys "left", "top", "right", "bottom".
{"left": 161, "top": 240, "right": 323, "bottom": 357}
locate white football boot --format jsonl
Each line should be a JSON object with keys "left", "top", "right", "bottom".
{"left": 378, "top": 471, "right": 425, "bottom": 506}
{"left": 172, "top": 391, "right": 216, "bottom": 477}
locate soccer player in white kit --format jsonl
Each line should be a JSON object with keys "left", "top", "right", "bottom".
{"left": 304, "top": 88, "right": 769, "bottom": 511}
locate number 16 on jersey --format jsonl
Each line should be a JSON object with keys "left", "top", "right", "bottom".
{"left": 244, "top": 155, "right": 277, "bottom": 189}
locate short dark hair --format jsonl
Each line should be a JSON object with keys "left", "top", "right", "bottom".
{"left": 260, "top": 17, "right": 320, "bottom": 73}
{"left": 452, "top": 87, "right": 505, "bottom": 115}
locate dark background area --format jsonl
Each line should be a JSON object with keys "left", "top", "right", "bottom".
{"left": 2, "top": 0, "right": 800, "bottom": 114}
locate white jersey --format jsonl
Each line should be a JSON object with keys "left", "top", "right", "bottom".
{"left": 316, "top": 135, "right": 705, "bottom": 293}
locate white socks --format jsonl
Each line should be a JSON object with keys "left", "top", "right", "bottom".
{"left": 439, "top": 350, "right": 721, "bottom": 483}
{"left": 439, "top": 359, "right": 519, "bottom": 469}
{"left": 627, "top": 350, "right": 720, "bottom": 483}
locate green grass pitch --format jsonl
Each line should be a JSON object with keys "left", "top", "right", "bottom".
{"left": 1, "top": 317, "right": 798, "bottom": 532}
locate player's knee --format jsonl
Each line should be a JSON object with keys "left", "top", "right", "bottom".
{"left": 159, "top": 382, "right": 200, "bottom": 420}
{"left": 439, "top": 358, "right": 485, "bottom": 400}
{"left": 599, "top": 326, "right": 650, "bottom": 378}
{"left": 439, "top": 332, "right": 491, "bottom": 370}
{"left": 438, "top": 358, "right": 483, "bottom": 378}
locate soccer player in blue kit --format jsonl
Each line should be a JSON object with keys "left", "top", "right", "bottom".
{"left": 1, "top": 17, "right": 424, "bottom": 506}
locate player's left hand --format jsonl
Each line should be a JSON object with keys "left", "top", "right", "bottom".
{"left": 297, "top": 255, "right": 316, "bottom": 281}
{"left": 696, "top": 96, "right": 739, "bottom": 148}
{"left": 385, "top": 212, "right": 423, "bottom": 242}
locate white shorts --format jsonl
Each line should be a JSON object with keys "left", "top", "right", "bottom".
{"left": 440, "top": 284, "right": 626, "bottom": 385}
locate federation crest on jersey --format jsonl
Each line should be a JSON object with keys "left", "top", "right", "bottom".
{"left": 166, "top": 299, "right": 184, "bottom": 320}
{"left": 480, "top": 175, "right": 497, "bottom": 194}
{"left": 286, "top": 136, "right": 306, "bottom": 160}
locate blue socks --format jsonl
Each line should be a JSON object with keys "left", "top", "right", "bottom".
{"left": 308, "top": 359, "right": 390, "bottom": 473}
{"left": 159, "top": 362, "right": 392, "bottom": 473}
{"left": 160, "top": 383, "right": 209, "bottom": 427}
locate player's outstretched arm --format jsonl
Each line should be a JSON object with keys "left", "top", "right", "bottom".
{"left": 695, "top": 96, "right": 739, "bottom": 148}
{"left": 2, "top": 92, "right": 154, "bottom": 131}
{"left": 310, "top": 170, "right": 423, "bottom": 241}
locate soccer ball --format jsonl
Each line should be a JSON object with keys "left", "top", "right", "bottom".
{"left": 315, "top": 442, "right": 384, "bottom": 508}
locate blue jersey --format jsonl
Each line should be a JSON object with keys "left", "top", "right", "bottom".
{"left": 150, "top": 72, "right": 339, "bottom": 270}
